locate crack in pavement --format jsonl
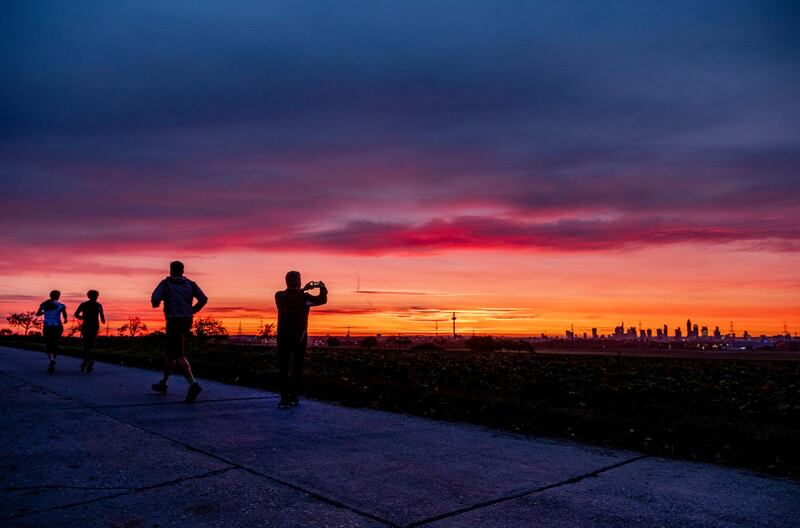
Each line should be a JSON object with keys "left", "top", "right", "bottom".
{"left": 404, "top": 455, "right": 650, "bottom": 527}
{"left": 2, "top": 467, "right": 237, "bottom": 520}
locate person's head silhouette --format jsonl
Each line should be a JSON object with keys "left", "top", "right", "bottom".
{"left": 170, "top": 261, "right": 184, "bottom": 277}
{"left": 49, "top": 290, "right": 61, "bottom": 301}
{"left": 87, "top": 290, "right": 99, "bottom": 301}
{"left": 285, "top": 271, "right": 301, "bottom": 289}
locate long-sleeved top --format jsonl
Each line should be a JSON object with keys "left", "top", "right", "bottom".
{"left": 151, "top": 276, "right": 207, "bottom": 319}
{"left": 275, "top": 286, "right": 327, "bottom": 345}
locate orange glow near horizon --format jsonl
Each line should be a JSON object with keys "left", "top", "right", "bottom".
{"left": 1, "top": 243, "right": 798, "bottom": 338}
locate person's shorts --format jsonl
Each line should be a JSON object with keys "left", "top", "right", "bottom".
{"left": 165, "top": 317, "right": 192, "bottom": 358}
{"left": 82, "top": 324, "right": 99, "bottom": 340}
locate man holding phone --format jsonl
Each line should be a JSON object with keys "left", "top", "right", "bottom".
{"left": 275, "top": 271, "right": 327, "bottom": 409}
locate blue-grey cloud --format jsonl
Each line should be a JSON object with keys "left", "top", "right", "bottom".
{"left": 1, "top": 1, "right": 799, "bottom": 257}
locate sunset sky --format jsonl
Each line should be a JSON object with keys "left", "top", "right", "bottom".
{"left": 2, "top": 1, "right": 799, "bottom": 336}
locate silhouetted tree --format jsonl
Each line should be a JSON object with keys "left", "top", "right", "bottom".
{"left": 0, "top": 328, "right": 13, "bottom": 336}
{"left": 118, "top": 316, "right": 147, "bottom": 338}
{"left": 258, "top": 321, "right": 275, "bottom": 339}
{"left": 67, "top": 320, "right": 82, "bottom": 337}
{"left": 6, "top": 311, "right": 42, "bottom": 336}
{"left": 193, "top": 316, "right": 228, "bottom": 340}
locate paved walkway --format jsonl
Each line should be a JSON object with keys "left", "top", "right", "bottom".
{"left": 1, "top": 346, "right": 798, "bottom": 527}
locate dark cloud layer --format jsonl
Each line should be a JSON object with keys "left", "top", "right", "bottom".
{"left": 1, "top": 1, "right": 799, "bottom": 258}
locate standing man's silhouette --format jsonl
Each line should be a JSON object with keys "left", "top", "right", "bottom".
{"left": 37, "top": 290, "right": 67, "bottom": 374}
{"left": 275, "top": 271, "right": 327, "bottom": 408}
{"left": 74, "top": 290, "right": 105, "bottom": 373}
{"left": 150, "top": 261, "right": 207, "bottom": 403}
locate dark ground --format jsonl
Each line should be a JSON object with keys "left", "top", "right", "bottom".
{"left": 3, "top": 335, "right": 799, "bottom": 478}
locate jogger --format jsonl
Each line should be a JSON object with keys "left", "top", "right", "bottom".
{"left": 37, "top": 290, "right": 67, "bottom": 374}
{"left": 150, "top": 261, "right": 208, "bottom": 403}
{"left": 74, "top": 290, "right": 105, "bottom": 373}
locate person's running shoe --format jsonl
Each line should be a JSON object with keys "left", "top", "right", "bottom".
{"left": 185, "top": 382, "right": 203, "bottom": 403}
{"left": 47, "top": 360, "right": 56, "bottom": 374}
{"left": 151, "top": 381, "right": 168, "bottom": 394}
{"left": 86, "top": 361, "right": 94, "bottom": 373}
{"left": 276, "top": 399, "right": 292, "bottom": 409}
{"left": 80, "top": 361, "right": 86, "bottom": 372}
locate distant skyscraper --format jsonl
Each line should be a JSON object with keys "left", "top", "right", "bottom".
{"left": 592, "top": 328, "right": 598, "bottom": 338}
{"left": 647, "top": 328, "right": 652, "bottom": 338}
{"left": 701, "top": 326, "right": 708, "bottom": 337}
{"left": 675, "top": 327, "right": 683, "bottom": 338}
{"left": 714, "top": 326, "right": 721, "bottom": 339}
{"left": 692, "top": 324, "right": 699, "bottom": 337}
{"left": 686, "top": 319, "right": 692, "bottom": 337}
{"left": 656, "top": 328, "right": 663, "bottom": 338}
{"left": 663, "top": 324, "right": 668, "bottom": 337}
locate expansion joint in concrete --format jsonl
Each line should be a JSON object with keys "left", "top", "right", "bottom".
{"left": 405, "top": 455, "right": 650, "bottom": 527}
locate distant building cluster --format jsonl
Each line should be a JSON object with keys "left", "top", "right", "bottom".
{"left": 564, "top": 318, "right": 793, "bottom": 344}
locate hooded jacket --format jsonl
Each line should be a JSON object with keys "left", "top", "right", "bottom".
{"left": 151, "top": 276, "right": 207, "bottom": 319}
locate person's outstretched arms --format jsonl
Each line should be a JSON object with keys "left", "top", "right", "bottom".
{"left": 304, "top": 282, "right": 328, "bottom": 307}
{"left": 151, "top": 280, "right": 166, "bottom": 308}
{"left": 191, "top": 282, "right": 208, "bottom": 314}
{"left": 74, "top": 303, "right": 84, "bottom": 321}
{"left": 99, "top": 304, "right": 106, "bottom": 324}
{"left": 36, "top": 304, "right": 44, "bottom": 316}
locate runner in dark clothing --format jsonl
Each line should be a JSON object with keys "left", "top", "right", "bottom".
{"left": 275, "top": 271, "right": 327, "bottom": 408}
{"left": 74, "top": 290, "right": 105, "bottom": 373}
{"left": 36, "top": 290, "right": 67, "bottom": 374}
{"left": 150, "top": 261, "right": 208, "bottom": 403}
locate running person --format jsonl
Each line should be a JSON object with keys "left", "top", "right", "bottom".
{"left": 275, "top": 271, "right": 327, "bottom": 409}
{"left": 36, "top": 290, "right": 67, "bottom": 374}
{"left": 150, "top": 261, "right": 207, "bottom": 403}
{"left": 74, "top": 290, "right": 105, "bottom": 373}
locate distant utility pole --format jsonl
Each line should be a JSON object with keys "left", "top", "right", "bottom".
{"left": 452, "top": 312, "right": 457, "bottom": 338}
{"left": 347, "top": 325, "right": 351, "bottom": 338}
{"left": 435, "top": 320, "right": 438, "bottom": 336}
{"left": 238, "top": 321, "right": 243, "bottom": 336}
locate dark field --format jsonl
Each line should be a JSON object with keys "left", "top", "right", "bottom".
{"left": 3, "top": 336, "right": 799, "bottom": 478}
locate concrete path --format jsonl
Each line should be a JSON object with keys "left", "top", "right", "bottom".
{"left": 1, "top": 346, "right": 798, "bottom": 527}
